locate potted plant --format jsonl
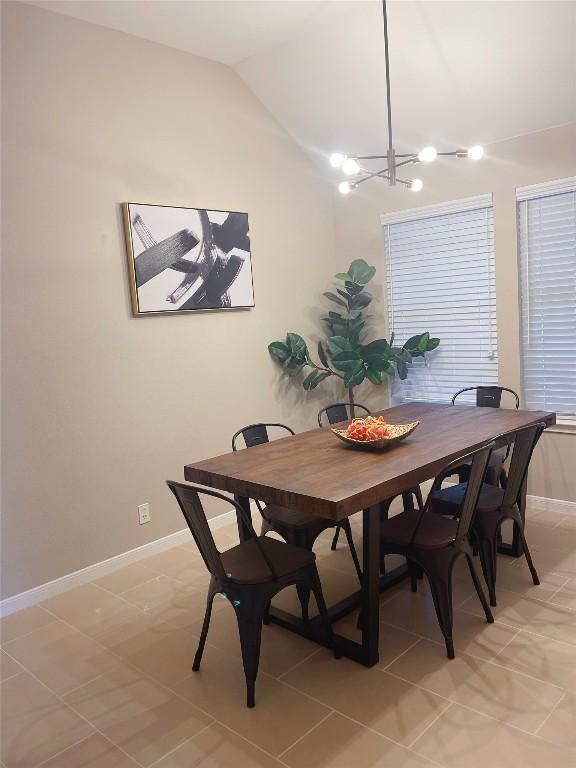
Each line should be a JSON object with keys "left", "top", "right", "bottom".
{"left": 268, "top": 259, "right": 439, "bottom": 409}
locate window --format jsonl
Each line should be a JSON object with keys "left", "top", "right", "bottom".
{"left": 518, "top": 177, "right": 576, "bottom": 422}
{"left": 382, "top": 195, "right": 497, "bottom": 405}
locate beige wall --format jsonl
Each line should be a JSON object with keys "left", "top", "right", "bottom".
{"left": 333, "top": 123, "right": 576, "bottom": 502}
{"left": 1, "top": 2, "right": 342, "bottom": 598}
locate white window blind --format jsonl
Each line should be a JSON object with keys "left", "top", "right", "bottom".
{"left": 518, "top": 178, "right": 576, "bottom": 422}
{"left": 382, "top": 196, "right": 497, "bottom": 405}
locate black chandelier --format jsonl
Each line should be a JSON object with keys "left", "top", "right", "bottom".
{"left": 331, "top": 0, "right": 484, "bottom": 195}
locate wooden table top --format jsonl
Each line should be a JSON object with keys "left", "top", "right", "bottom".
{"left": 184, "top": 402, "right": 555, "bottom": 521}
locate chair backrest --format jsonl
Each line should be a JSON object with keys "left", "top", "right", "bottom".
{"left": 231, "top": 422, "right": 294, "bottom": 451}
{"left": 425, "top": 443, "right": 494, "bottom": 545}
{"left": 452, "top": 386, "right": 520, "bottom": 410}
{"left": 317, "top": 402, "right": 371, "bottom": 427}
{"left": 166, "top": 481, "right": 279, "bottom": 580}
{"left": 502, "top": 422, "right": 545, "bottom": 508}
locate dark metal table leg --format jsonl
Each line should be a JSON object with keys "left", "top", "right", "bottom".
{"left": 361, "top": 506, "right": 380, "bottom": 667}
{"left": 235, "top": 495, "right": 253, "bottom": 542}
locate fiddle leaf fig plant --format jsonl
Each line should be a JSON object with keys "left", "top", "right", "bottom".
{"left": 268, "top": 259, "right": 439, "bottom": 406}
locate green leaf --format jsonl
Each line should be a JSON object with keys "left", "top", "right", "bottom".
{"left": 308, "top": 371, "right": 332, "bottom": 390}
{"left": 403, "top": 333, "right": 425, "bottom": 351}
{"left": 349, "top": 292, "right": 372, "bottom": 311}
{"left": 317, "top": 341, "right": 329, "bottom": 367}
{"left": 328, "top": 311, "right": 344, "bottom": 319}
{"left": 268, "top": 341, "right": 289, "bottom": 362}
{"left": 363, "top": 354, "right": 390, "bottom": 371}
{"left": 336, "top": 288, "right": 351, "bottom": 302}
{"left": 286, "top": 332, "right": 307, "bottom": 359}
{"left": 323, "top": 292, "right": 347, "bottom": 308}
{"left": 365, "top": 367, "right": 383, "bottom": 385}
{"left": 334, "top": 272, "right": 351, "bottom": 281}
{"left": 361, "top": 339, "right": 389, "bottom": 356}
{"left": 286, "top": 362, "right": 306, "bottom": 378}
{"left": 347, "top": 259, "right": 376, "bottom": 285}
{"left": 331, "top": 350, "right": 361, "bottom": 372}
{"left": 428, "top": 337, "right": 440, "bottom": 350}
{"left": 327, "top": 336, "right": 353, "bottom": 356}
{"left": 344, "top": 361, "right": 366, "bottom": 388}
{"left": 345, "top": 281, "right": 364, "bottom": 295}
{"left": 417, "top": 332, "right": 431, "bottom": 352}
{"left": 396, "top": 360, "right": 408, "bottom": 380}
{"left": 302, "top": 370, "right": 319, "bottom": 390}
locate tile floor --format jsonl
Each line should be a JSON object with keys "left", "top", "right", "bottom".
{"left": 2, "top": 503, "right": 576, "bottom": 767}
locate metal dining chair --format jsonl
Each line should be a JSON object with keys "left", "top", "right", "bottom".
{"left": 380, "top": 443, "right": 495, "bottom": 658}
{"left": 167, "top": 481, "right": 336, "bottom": 708}
{"left": 429, "top": 423, "right": 544, "bottom": 606}
{"left": 232, "top": 423, "right": 363, "bottom": 619}
{"left": 318, "top": 402, "right": 424, "bottom": 555}
{"left": 450, "top": 386, "right": 520, "bottom": 487}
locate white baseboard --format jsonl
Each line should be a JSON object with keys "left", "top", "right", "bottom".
{"left": 2, "top": 494, "right": 575, "bottom": 619}
{"left": 0, "top": 509, "right": 237, "bottom": 618}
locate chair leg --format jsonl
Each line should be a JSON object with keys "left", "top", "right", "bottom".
{"left": 407, "top": 559, "right": 419, "bottom": 592}
{"left": 422, "top": 557, "right": 455, "bottom": 659}
{"left": 464, "top": 552, "right": 494, "bottom": 623}
{"left": 331, "top": 527, "right": 341, "bottom": 550}
{"left": 414, "top": 486, "right": 424, "bottom": 510}
{"left": 341, "top": 520, "right": 363, "bottom": 584}
{"left": 296, "top": 582, "right": 311, "bottom": 622}
{"left": 235, "top": 606, "right": 264, "bottom": 708}
{"left": 309, "top": 565, "right": 338, "bottom": 657}
{"left": 477, "top": 537, "right": 498, "bottom": 607}
{"left": 514, "top": 521, "right": 540, "bottom": 586}
{"left": 193, "top": 588, "right": 216, "bottom": 671}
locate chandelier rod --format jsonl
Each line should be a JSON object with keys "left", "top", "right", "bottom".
{"left": 382, "top": 0, "right": 394, "bottom": 155}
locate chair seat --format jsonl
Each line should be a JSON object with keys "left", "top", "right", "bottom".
{"left": 221, "top": 536, "right": 316, "bottom": 584}
{"left": 381, "top": 509, "right": 459, "bottom": 550}
{"left": 262, "top": 503, "right": 330, "bottom": 529}
{"left": 430, "top": 482, "right": 505, "bottom": 517}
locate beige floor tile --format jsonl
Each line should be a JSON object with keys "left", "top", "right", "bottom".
{"left": 333, "top": 616, "right": 420, "bottom": 670}
{"left": 1, "top": 672, "right": 94, "bottom": 768}
{"left": 41, "top": 584, "right": 138, "bottom": 634}
{"left": 119, "top": 575, "right": 210, "bottom": 628}
{"left": 282, "top": 711, "right": 434, "bottom": 768}
{"left": 113, "top": 624, "right": 201, "bottom": 687}
{"left": 538, "top": 692, "right": 576, "bottom": 750}
{"left": 529, "top": 546, "right": 576, "bottom": 578}
{"left": 140, "top": 546, "right": 207, "bottom": 583}
{"left": 3, "top": 620, "right": 123, "bottom": 696}
{"left": 0, "top": 605, "right": 56, "bottom": 644}
{"left": 93, "top": 563, "right": 159, "bottom": 594}
{"left": 190, "top": 603, "right": 319, "bottom": 678}
{"left": 63, "top": 664, "right": 212, "bottom": 767}
{"left": 495, "top": 630, "right": 576, "bottom": 693}
{"left": 39, "top": 733, "right": 141, "bottom": 767}
{"left": 498, "top": 558, "right": 568, "bottom": 601}
{"left": 549, "top": 576, "right": 576, "bottom": 610}
{"left": 283, "top": 649, "right": 447, "bottom": 746}
{"left": 462, "top": 588, "right": 576, "bottom": 646}
{"left": 153, "top": 723, "right": 282, "bottom": 768}
{"left": 0, "top": 650, "right": 24, "bottom": 682}
{"left": 412, "top": 702, "right": 574, "bottom": 768}
{"left": 387, "top": 638, "right": 563, "bottom": 733}
{"left": 171, "top": 645, "right": 330, "bottom": 756}
{"left": 84, "top": 601, "right": 172, "bottom": 650}
{"left": 382, "top": 589, "right": 518, "bottom": 661}
{"left": 528, "top": 525, "right": 576, "bottom": 553}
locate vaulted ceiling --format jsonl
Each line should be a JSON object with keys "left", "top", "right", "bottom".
{"left": 30, "top": 1, "right": 576, "bottom": 164}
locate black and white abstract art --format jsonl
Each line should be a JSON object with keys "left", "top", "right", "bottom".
{"left": 123, "top": 202, "right": 254, "bottom": 315}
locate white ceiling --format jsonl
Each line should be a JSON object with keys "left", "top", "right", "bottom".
{"left": 30, "top": 1, "right": 576, "bottom": 162}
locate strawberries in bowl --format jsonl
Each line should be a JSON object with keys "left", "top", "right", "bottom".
{"left": 346, "top": 415, "right": 389, "bottom": 442}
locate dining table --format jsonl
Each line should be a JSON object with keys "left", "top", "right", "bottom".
{"left": 184, "top": 401, "right": 556, "bottom": 667}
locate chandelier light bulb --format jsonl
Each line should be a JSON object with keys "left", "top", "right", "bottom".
{"left": 409, "top": 178, "right": 424, "bottom": 192}
{"left": 467, "top": 145, "right": 484, "bottom": 160}
{"left": 417, "top": 146, "right": 437, "bottom": 163}
{"left": 342, "top": 157, "right": 360, "bottom": 176}
{"left": 330, "top": 152, "right": 345, "bottom": 168}
{"left": 338, "top": 180, "right": 352, "bottom": 195}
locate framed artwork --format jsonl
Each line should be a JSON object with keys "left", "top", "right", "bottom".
{"left": 122, "top": 202, "right": 254, "bottom": 315}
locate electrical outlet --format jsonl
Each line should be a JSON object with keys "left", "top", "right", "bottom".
{"left": 138, "top": 503, "right": 151, "bottom": 525}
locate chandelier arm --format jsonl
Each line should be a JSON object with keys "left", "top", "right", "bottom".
{"left": 394, "top": 157, "right": 417, "bottom": 170}
{"left": 382, "top": 0, "right": 393, "bottom": 154}
{"left": 355, "top": 168, "right": 390, "bottom": 186}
